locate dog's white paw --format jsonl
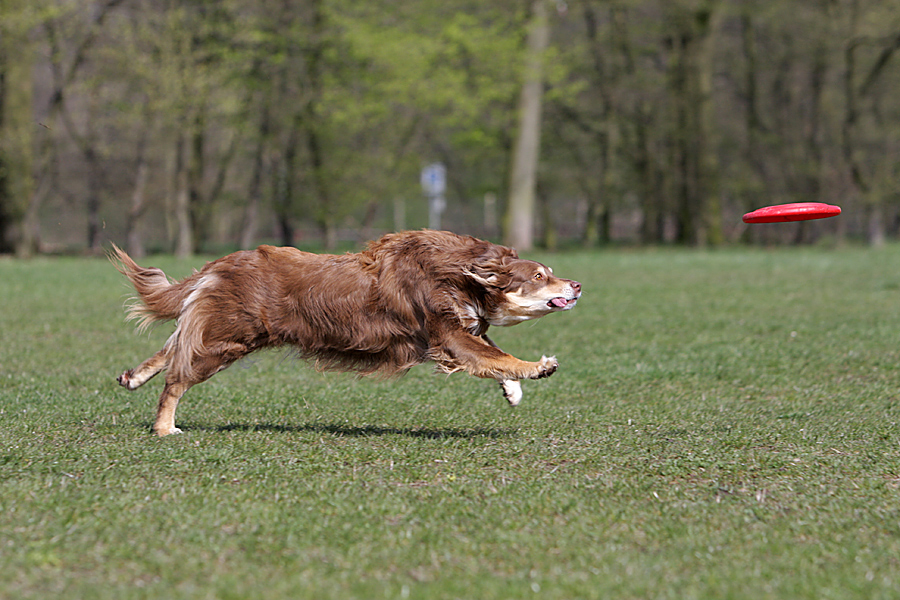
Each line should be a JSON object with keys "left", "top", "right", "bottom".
{"left": 155, "top": 426, "right": 183, "bottom": 437}
{"left": 535, "top": 355, "right": 558, "bottom": 379}
{"left": 118, "top": 368, "right": 155, "bottom": 391}
{"left": 117, "top": 370, "right": 137, "bottom": 390}
{"left": 499, "top": 379, "right": 523, "bottom": 406}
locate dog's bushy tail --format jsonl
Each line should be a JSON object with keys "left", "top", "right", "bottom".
{"left": 109, "top": 244, "right": 186, "bottom": 332}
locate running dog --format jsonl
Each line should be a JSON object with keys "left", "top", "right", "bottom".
{"left": 111, "top": 230, "right": 581, "bottom": 436}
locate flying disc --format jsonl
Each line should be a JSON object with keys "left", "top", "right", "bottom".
{"left": 742, "top": 202, "right": 841, "bottom": 224}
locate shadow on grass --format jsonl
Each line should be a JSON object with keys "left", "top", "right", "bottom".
{"left": 181, "top": 422, "right": 519, "bottom": 440}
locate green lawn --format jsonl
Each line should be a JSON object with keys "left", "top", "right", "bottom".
{"left": 3, "top": 244, "right": 900, "bottom": 599}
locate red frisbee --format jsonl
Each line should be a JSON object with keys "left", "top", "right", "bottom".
{"left": 742, "top": 202, "right": 842, "bottom": 224}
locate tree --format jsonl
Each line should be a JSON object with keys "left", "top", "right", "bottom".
{"left": 840, "top": 0, "right": 900, "bottom": 245}
{"left": 0, "top": 0, "right": 36, "bottom": 255}
{"left": 504, "top": 0, "right": 550, "bottom": 251}
{"left": 41, "top": 0, "right": 130, "bottom": 253}
{"left": 10, "top": 0, "right": 900, "bottom": 254}
{"left": 664, "top": 0, "right": 723, "bottom": 246}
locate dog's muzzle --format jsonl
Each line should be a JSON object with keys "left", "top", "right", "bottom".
{"left": 547, "top": 280, "right": 581, "bottom": 310}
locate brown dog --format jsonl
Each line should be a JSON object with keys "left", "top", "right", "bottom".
{"left": 111, "top": 230, "right": 581, "bottom": 436}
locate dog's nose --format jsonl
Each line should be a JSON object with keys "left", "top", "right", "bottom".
{"left": 571, "top": 280, "right": 581, "bottom": 295}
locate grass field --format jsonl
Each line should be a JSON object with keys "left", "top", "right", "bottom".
{"left": 3, "top": 243, "right": 900, "bottom": 599}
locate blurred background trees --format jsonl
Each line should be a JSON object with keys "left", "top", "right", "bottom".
{"left": 1, "top": 0, "right": 898, "bottom": 255}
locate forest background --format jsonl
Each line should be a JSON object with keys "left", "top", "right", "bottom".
{"left": 0, "top": 0, "right": 898, "bottom": 257}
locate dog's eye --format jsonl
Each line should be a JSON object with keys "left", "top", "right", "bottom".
{"left": 533, "top": 272, "right": 543, "bottom": 281}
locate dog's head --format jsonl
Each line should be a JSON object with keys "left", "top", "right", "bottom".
{"left": 466, "top": 256, "right": 582, "bottom": 327}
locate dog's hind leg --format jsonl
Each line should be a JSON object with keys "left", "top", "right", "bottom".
{"left": 117, "top": 349, "right": 168, "bottom": 391}
{"left": 153, "top": 379, "right": 192, "bottom": 437}
{"left": 152, "top": 342, "right": 253, "bottom": 437}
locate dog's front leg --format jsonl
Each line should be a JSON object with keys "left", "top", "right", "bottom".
{"left": 434, "top": 330, "right": 558, "bottom": 388}
{"left": 481, "top": 334, "right": 524, "bottom": 406}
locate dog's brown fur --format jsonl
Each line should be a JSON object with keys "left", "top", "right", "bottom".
{"left": 111, "top": 230, "right": 581, "bottom": 436}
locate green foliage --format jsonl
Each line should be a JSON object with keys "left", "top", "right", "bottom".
{"left": 4, "top": 0, "right": 900, "bottom": 250}
{"left": 4, "top": 245, "right": 900, "bottom": 597}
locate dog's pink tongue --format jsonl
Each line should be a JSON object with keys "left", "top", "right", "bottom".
{"left": 550, "top": 297, "right": 568, "bottom": 308}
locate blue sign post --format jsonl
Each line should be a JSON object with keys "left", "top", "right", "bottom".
{"left": 421, "top": 162, "right": 446, "bottom": 230}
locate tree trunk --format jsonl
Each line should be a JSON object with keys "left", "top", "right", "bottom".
{"left": 696, "top": 4, "right": 723, "bottom": 246}
{"left": 840, "top": 1, "right": 898, "bottom": 247}
{"left": 635, "top": 117, "right": 664, "bottom": 244}
{"left": 240, "top": 103, "right": 270, "bottom": 250}
{"left": 739, "top": 12, "right": 764, "bottom": 243}
{"left": 667, "top": 2, "right": 721, "bottom": 246}
{"left": 306, "top": 122, "right": 335, "bottom": 249}
{"left": 504, "top": 0, "right": 549, "bottom": 251}
{"left": 85, "top": 147, "right": 103, "bottom": 253}
{"left": 126, "top": 154, "right": 149, "bottom": 259}
{"left": 538, "top": 183, "right": 557, "bottom": 250}
{"left": 174, "top": 178, "right": 192, "bottom": 258}
{"left": 274, "top": 127, "right": 298, "bottom": 248}
{"left": 0, "top": 0, "right": 35, "bottom": 255}
{"left": 124, "top": 117, "right": 153, "bottom": 258}
{"left": 188, "top": 110, "right": 206, "bottom": 252}
{"left": 303, "top": 0, "right": 337, "bottom": 250}
{"left": 173, "top": 134, "right": 193, "bottom": 258}
{"left": 582, "top": 196, "right": 609, "bottom": 248}
{"left": 240, "top": 166, "right": 261, "bottom": 251}
{"left": 867, "top": 201, "right": 886, "bottom": 247}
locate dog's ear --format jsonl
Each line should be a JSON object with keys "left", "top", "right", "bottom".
{"left": 464, "top": 257, "right": 512, "bottom": 289}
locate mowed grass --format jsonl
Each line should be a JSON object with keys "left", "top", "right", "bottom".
{"left": 3, "top": 244, "right": 900, "bottom": 599}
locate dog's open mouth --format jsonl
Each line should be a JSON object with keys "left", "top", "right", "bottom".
{"left": 548, "top": 297, "right": 577, "bottom": 309}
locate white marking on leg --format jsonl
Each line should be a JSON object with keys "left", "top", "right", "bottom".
{"left": 500, "top": 379, "right": 523, "bottom": 406}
